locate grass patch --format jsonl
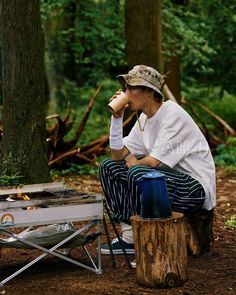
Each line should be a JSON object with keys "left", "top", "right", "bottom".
{"left": 225, "top": 215, "right": 236, "bottom": 228}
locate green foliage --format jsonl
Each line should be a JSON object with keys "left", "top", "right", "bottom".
{"left": 225, "top": 215, "right": 236, "bottom": 228}
{"left": 40, "top": 0, "right": 236, "bottom": 107}
{"left": 200, "top": 0, "right": 236, "bottom": 94}
{"left": 41, "top": 0, "right": 126, "bottom": 89}
{"left": 41, "top": 0, "right": 76, "bottom": 74}
{"left": 51, "top": 162, "right": 98, "bottom": 177}
{"left": 162, "top": 1, "right": 215, "bottom": 71}
{"left": 214, "top": 137, "right": 236, "bottom": 166}
{"left": 73, "top": 0, "right": 126, "bottom": 85}
{"left": 163, "top": 0, "right": 236, "bottom": 95}
{"left": 39, "top": 0, "right": 236, "bottom": 174}
{"left": 0, "top": 174, "right": 25, "bottom": 186}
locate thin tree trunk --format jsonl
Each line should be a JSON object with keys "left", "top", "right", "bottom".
{"left": 125, "top": 0, "right": 163, "bottom": 72}
{"left": 164, "top": 55, "right": 181, "bottom": 103}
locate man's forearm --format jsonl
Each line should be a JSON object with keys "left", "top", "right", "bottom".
{"left": 111, "top": 147, "right": 127, "bottom": 160}
{"left": 126, "top": 155, "right": 161, "bottom": 168}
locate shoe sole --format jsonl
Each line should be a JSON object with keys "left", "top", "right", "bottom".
{"left": 101, "top": 249, "right": 135, "bottom": 255}
{"left": 131, "top": 261, "right": 136, "bottom": 268}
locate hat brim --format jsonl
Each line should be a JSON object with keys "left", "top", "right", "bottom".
{"left": 117, "top": 74, "right": 163, "bottom": 98}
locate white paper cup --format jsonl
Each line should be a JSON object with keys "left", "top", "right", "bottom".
{"left": 107, "top": 92, "right": 129, "bottom": 113}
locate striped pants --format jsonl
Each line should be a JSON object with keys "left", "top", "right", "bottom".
{"left": 99, "top": 159, "right": 205, "bottom": 224}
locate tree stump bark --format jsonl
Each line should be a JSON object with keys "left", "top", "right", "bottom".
{"left": 184, "top": 209, "right": 214, "bottom": 256}
{"left": 131, "top": 212, "right": 187, "bottom": 288}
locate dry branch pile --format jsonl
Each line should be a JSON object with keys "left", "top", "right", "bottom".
{"left": 45, "top": 85, "right": 136, "bottom": 168}
{"left": 46, "top": 84, "right": 108, "bottom": 168}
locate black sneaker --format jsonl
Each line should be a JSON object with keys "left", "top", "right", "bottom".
{"left": 101, "top": 238, "right": 135, "bottom": 255}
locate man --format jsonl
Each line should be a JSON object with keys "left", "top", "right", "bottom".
{"left": 99, "top": 65, "right": 216, "bottom": 255}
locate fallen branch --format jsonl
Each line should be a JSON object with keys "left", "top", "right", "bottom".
{"left": 183, "top": 102, "right": 223, "bottom": 147}
{"left": 75, "top": 153, "right": 99, "bottom": 166}
{"left": 161, "top": 76, "right": 178, "bottom": 103}
{"left": 195, "top": 102, "right": 236, "bottom": 136}
{"left": 48, "top": 148, "right": 80, "bottom": 167}
{"left": 162, "top": 84, "right": 178, "bottom": 103}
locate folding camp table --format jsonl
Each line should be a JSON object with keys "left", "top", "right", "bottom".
{"left": 0, "top": 182, "right": 104, "bottom": 287}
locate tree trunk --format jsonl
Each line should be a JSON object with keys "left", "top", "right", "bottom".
{"left": 0, "top": 1, "right": 2, "bottom": 106}
{"left": 185, "top": 209, "right": 214, "bottom": 256}
{"left": 0, "top": 0, "right": 50, "bottom": 184}
{"left": 131, "top": 213, "right": 187, "bottom": 288}
{"left": 164, "top": 55, "right": 181, "bottom": 103}
{"left": 125, "top": 0, "right": 163, "bottom": 72}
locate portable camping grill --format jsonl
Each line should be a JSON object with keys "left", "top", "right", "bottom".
{"left": 0, "top": 182, "right": 104, "bottom": 287}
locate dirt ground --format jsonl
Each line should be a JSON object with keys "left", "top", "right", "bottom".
{"left": 0, "top": 168, "right": 235, "bottom": 295}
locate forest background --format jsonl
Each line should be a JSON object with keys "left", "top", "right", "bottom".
{"left": 0, "top": 1, "right": 236, "bottom": 293}
{"left": 0, "top": 0, "right": 236, "bottom": 181}
{"left": 43, "top": 0, "right": 236, "bottom": 176}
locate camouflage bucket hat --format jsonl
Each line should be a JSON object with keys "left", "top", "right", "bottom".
{"left": 117, "top": 65, "right": 163, "bottom": 98}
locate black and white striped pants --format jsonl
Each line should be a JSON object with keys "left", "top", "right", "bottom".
{"left": 99, "top": 159, "right": 205, "bottom": 224}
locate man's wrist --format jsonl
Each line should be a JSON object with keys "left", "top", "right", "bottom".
{"left": 109, "top": 116, "right": 124, "bottom": 150}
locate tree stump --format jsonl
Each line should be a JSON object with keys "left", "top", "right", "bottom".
{"left": 184, "top": 209, "right": 214, "bottom": 256}
{"left": 131, "top": 212, "right": 187, "bottom": 288}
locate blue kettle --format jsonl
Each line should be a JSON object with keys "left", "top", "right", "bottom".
{"left": 136, "top": 171, "right": 172, "bottom": 219}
